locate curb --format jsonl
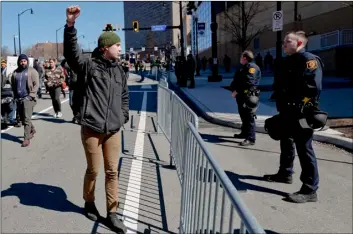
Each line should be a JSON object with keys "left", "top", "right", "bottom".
{"left": 169, "top": 81, "right": 353, "bottom": 152}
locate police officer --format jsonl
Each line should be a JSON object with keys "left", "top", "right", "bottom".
{"left": 264, "top": 31, "right": 323, "bottom": 203}
{"left": 230, "top": 50, "right": 261, "bottom": 146}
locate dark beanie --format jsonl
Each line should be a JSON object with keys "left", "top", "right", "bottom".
{"left": 98, "top": 32, "right": 121, "bottom": 48}
{"left": 18, "top": 54, "right": 28, "bottom": 61}
{"left": 17, "top": 54, "right": 29, "bottom": 66}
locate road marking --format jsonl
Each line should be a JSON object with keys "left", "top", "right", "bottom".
{"left": 1, "top": 98, "right": 69, "bottom": 133}
{"left": 140, "top": 85, "right": 152, "bottom": 89}
{"left": 123, "top": 91, "right": 147, "bottom": 233}
{"left": 129, "top": 90, "right": 156, "bottom": 93}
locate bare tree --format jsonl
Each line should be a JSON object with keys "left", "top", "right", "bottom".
{"left": 23, "top": 46, "right": 33, "bottom": 57}
{"left": 1, "top": 46, "right": 12, "bottom": 58}
{"left": 219, "top": 2, "right": 269, "bottom": 51}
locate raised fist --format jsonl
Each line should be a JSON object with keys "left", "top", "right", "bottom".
{"left": 66, "top": 5, "right": 80, "bottom": 23}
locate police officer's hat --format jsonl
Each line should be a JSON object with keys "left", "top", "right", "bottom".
{"left": 264, "top": 114, "right": 283, "bottom": 141}
{"left": 298, "top": 110, "right": 328, "bottom": 130}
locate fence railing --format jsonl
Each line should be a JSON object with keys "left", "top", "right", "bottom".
{"left": 180, "top": 122, "right": 266, "bottom": 234}
{"left": 156, "top": 71, "right": 266, "bottom": 234}
{"left": 171, "top": 93, "right": 199, "bottom": 182}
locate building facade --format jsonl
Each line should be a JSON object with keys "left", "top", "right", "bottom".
{"left": 29, "top": 42, "right": 63, "bottom": 59}
{"left": 190, "top": 1, "right": 353, "bottom": 75}
{"left": 124, "top": 1, "right": 184, "bottom": 56}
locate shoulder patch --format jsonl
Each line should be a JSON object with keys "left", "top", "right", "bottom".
{"left": 249, "top": 67, "right": 256, "bottom": 74}
{"left": 306, "top": 60, "right": 317, "bottom": 70}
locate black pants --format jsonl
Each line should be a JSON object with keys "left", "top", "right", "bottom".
{"left": 1, "top": 101, "right": 14, "bottom": 123}
{"left": 278, "top": 117, "right": 319, "bottom": 192}
{"left": 49, "top": 87, "right": 61, "bottom": 113}
{"left": 187, "top": 74, "right": 195, "bottom": 87}
{"left": 236, "top": 96, "right": 256, "bottom": 142}
{"left": 17, "top": 98, "right": 36, "bottom": 140}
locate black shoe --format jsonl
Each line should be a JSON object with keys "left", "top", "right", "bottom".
{"left": 233, "top": 133, "right": 246, "bottom": 139}
{"left": 106, "top": 212, "right": 127, "bottom": 234}
{"left": 84, "top": 202, "right": 100, "bottom": 221}
{"left": 263, "top": 173, "right": 293, "bottom": 184}
{"left": 240, "top": 139, "right": 255, "bottom": 146}
{"left": 285, "top": 191, "right": 318, "bottom": 203}
{"left": 15, "top": 122, "right": 22, "bottom": 128}
{"left": 72, "top": 117, "right": 77, "bottom": 124}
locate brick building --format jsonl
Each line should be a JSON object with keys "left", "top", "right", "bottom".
{"left": 191, "top": 1, "right": 353, "bottom": 76}
{"left": 29, "top": 42, "right": 63, "bottom": 60}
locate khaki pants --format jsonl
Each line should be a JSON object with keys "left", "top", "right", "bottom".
{"left": 17, "top": 99, "right": 36, "bottom": 140}
{"left": 81, "top": 126, "right": 121, "bottom": 213}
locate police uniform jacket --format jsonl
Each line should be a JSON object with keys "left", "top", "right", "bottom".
{"left": 230, "top": 62, "right": 261, "bottom": 97}
{"left": 273, "top": 49, "right": 323, "bottom": 114}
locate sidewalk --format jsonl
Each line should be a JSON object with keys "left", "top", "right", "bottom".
{"left": 169, "top": 72, "right": 353, "bottom": 151}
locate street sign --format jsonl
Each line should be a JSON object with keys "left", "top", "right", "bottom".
{"left": 272, "top": 10, "right": 283, "bottom": 32}
{"left": 151, "top": 25, "right": 167, "bottom": 31}
{"left": 154, "top": 47, "right": 158, "bottom": 51}
{"left": 142, "top": 47, "right": 145, "bottom": 51}
{"left": 198, "top": 22, "right": 205, "bottom": 36}
{"left": 130, "top": 48, "right": 133, "bottom": 52}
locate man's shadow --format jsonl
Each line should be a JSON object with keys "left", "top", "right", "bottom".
{"left": 225, "top": 171, "right": 288, "bottom": 197}
{"left": 1, "top": 182, "right": 83, "bottom": 214}
{"left": 1, "top": 133, "right": 23, "bottom": 144}
{"left": 1, "top": 182, "right": 118, "bottom": 233}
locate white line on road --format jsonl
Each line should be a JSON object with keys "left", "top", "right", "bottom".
{"left": 123, "top": 91, "right": 147, "bottom": 233}
{"left": 1, "top": 98, "right": 69, "bottom": 133}
{"left": 129, "top": 90, "right": 156, "bottom": 93}
{"left": 140, "top": 85, "right": 152, "bottom": 89}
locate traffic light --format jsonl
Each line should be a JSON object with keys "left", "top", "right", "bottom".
{"left": 133, "top": 21, "right": 139, "bottom": 32}
{"left": 104, "top": 24, "right": 116, "bottom": 32}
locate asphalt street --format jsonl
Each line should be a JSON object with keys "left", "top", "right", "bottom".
{"left": 1, "top": 72, "right": 352, "bottom": 234}
{"left": 1, "top": 74, "right": 180, "bottom": 234}
{"left": 198, "top": 117, "right": 353, "bottom": 233}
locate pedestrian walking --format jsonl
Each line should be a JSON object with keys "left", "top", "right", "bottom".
{"left": 10, "top": 54, "right": 39, "bottom": 147}
{"left": 64, "top": 5, "right": 129, "bottom": 233}
{"left": 44, "top": 58, "right": 65, "bottom": 118}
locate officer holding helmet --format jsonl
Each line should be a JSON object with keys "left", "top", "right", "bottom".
{"left": 230, "top": 50, "right": 261, "bottom": 146}
{"left": 264, "top": 31, "right": 325, "bottom": 203}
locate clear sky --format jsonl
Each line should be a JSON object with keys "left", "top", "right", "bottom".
{"left": 1, "top": 1, "right": 125, "bottom": 54}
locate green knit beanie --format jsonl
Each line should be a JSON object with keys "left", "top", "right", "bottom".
{"left": 98, "top": 32, "right": 121, "bottom": 48}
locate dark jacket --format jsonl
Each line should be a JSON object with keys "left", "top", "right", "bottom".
{"left": 230, "top": 62, "right": 261, "bottom": 96}
{"left": 64, "top": 25, "right": 129, "bottom": 133}
{"left": 273, "top": 49, "right": 323, "bottom": 113}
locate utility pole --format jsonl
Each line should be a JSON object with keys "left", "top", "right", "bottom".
{"left": 209, "top": 1, "right": 222, "bottom": 82}
{"left": 195, "top": 16, "right": 200, "bottom": 76}
{"left": 179, "top": 1, "right": 185, "bottom": 59}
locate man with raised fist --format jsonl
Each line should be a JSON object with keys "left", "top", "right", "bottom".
{"left": 64, "top": 5, "right": 129, "bottom": 234}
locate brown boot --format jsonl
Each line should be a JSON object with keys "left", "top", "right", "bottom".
{"left": 22, "top": 140, "right": 30, "bottom": 147}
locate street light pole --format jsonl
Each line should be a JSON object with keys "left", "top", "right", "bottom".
{"left": 13, "top": 35, "right": 17, "bottom": 56}
{"left": 17, "top": 8, "right": 33, "bottom": 55}
{"left": 56, "top": 26, "right": 64, "bottom": 59}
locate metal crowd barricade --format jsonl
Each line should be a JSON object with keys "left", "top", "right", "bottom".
{"left": 179, "top": 122, "right": 266, "bottom": 234}
{"left": 170, "top": 93, "right": 198, "bottom": 182}
{"left": 157, "top": 85, "right": 173, "bottom": 141}
{"left": 156, "top": 71, "right": 266, "bottom": 234}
